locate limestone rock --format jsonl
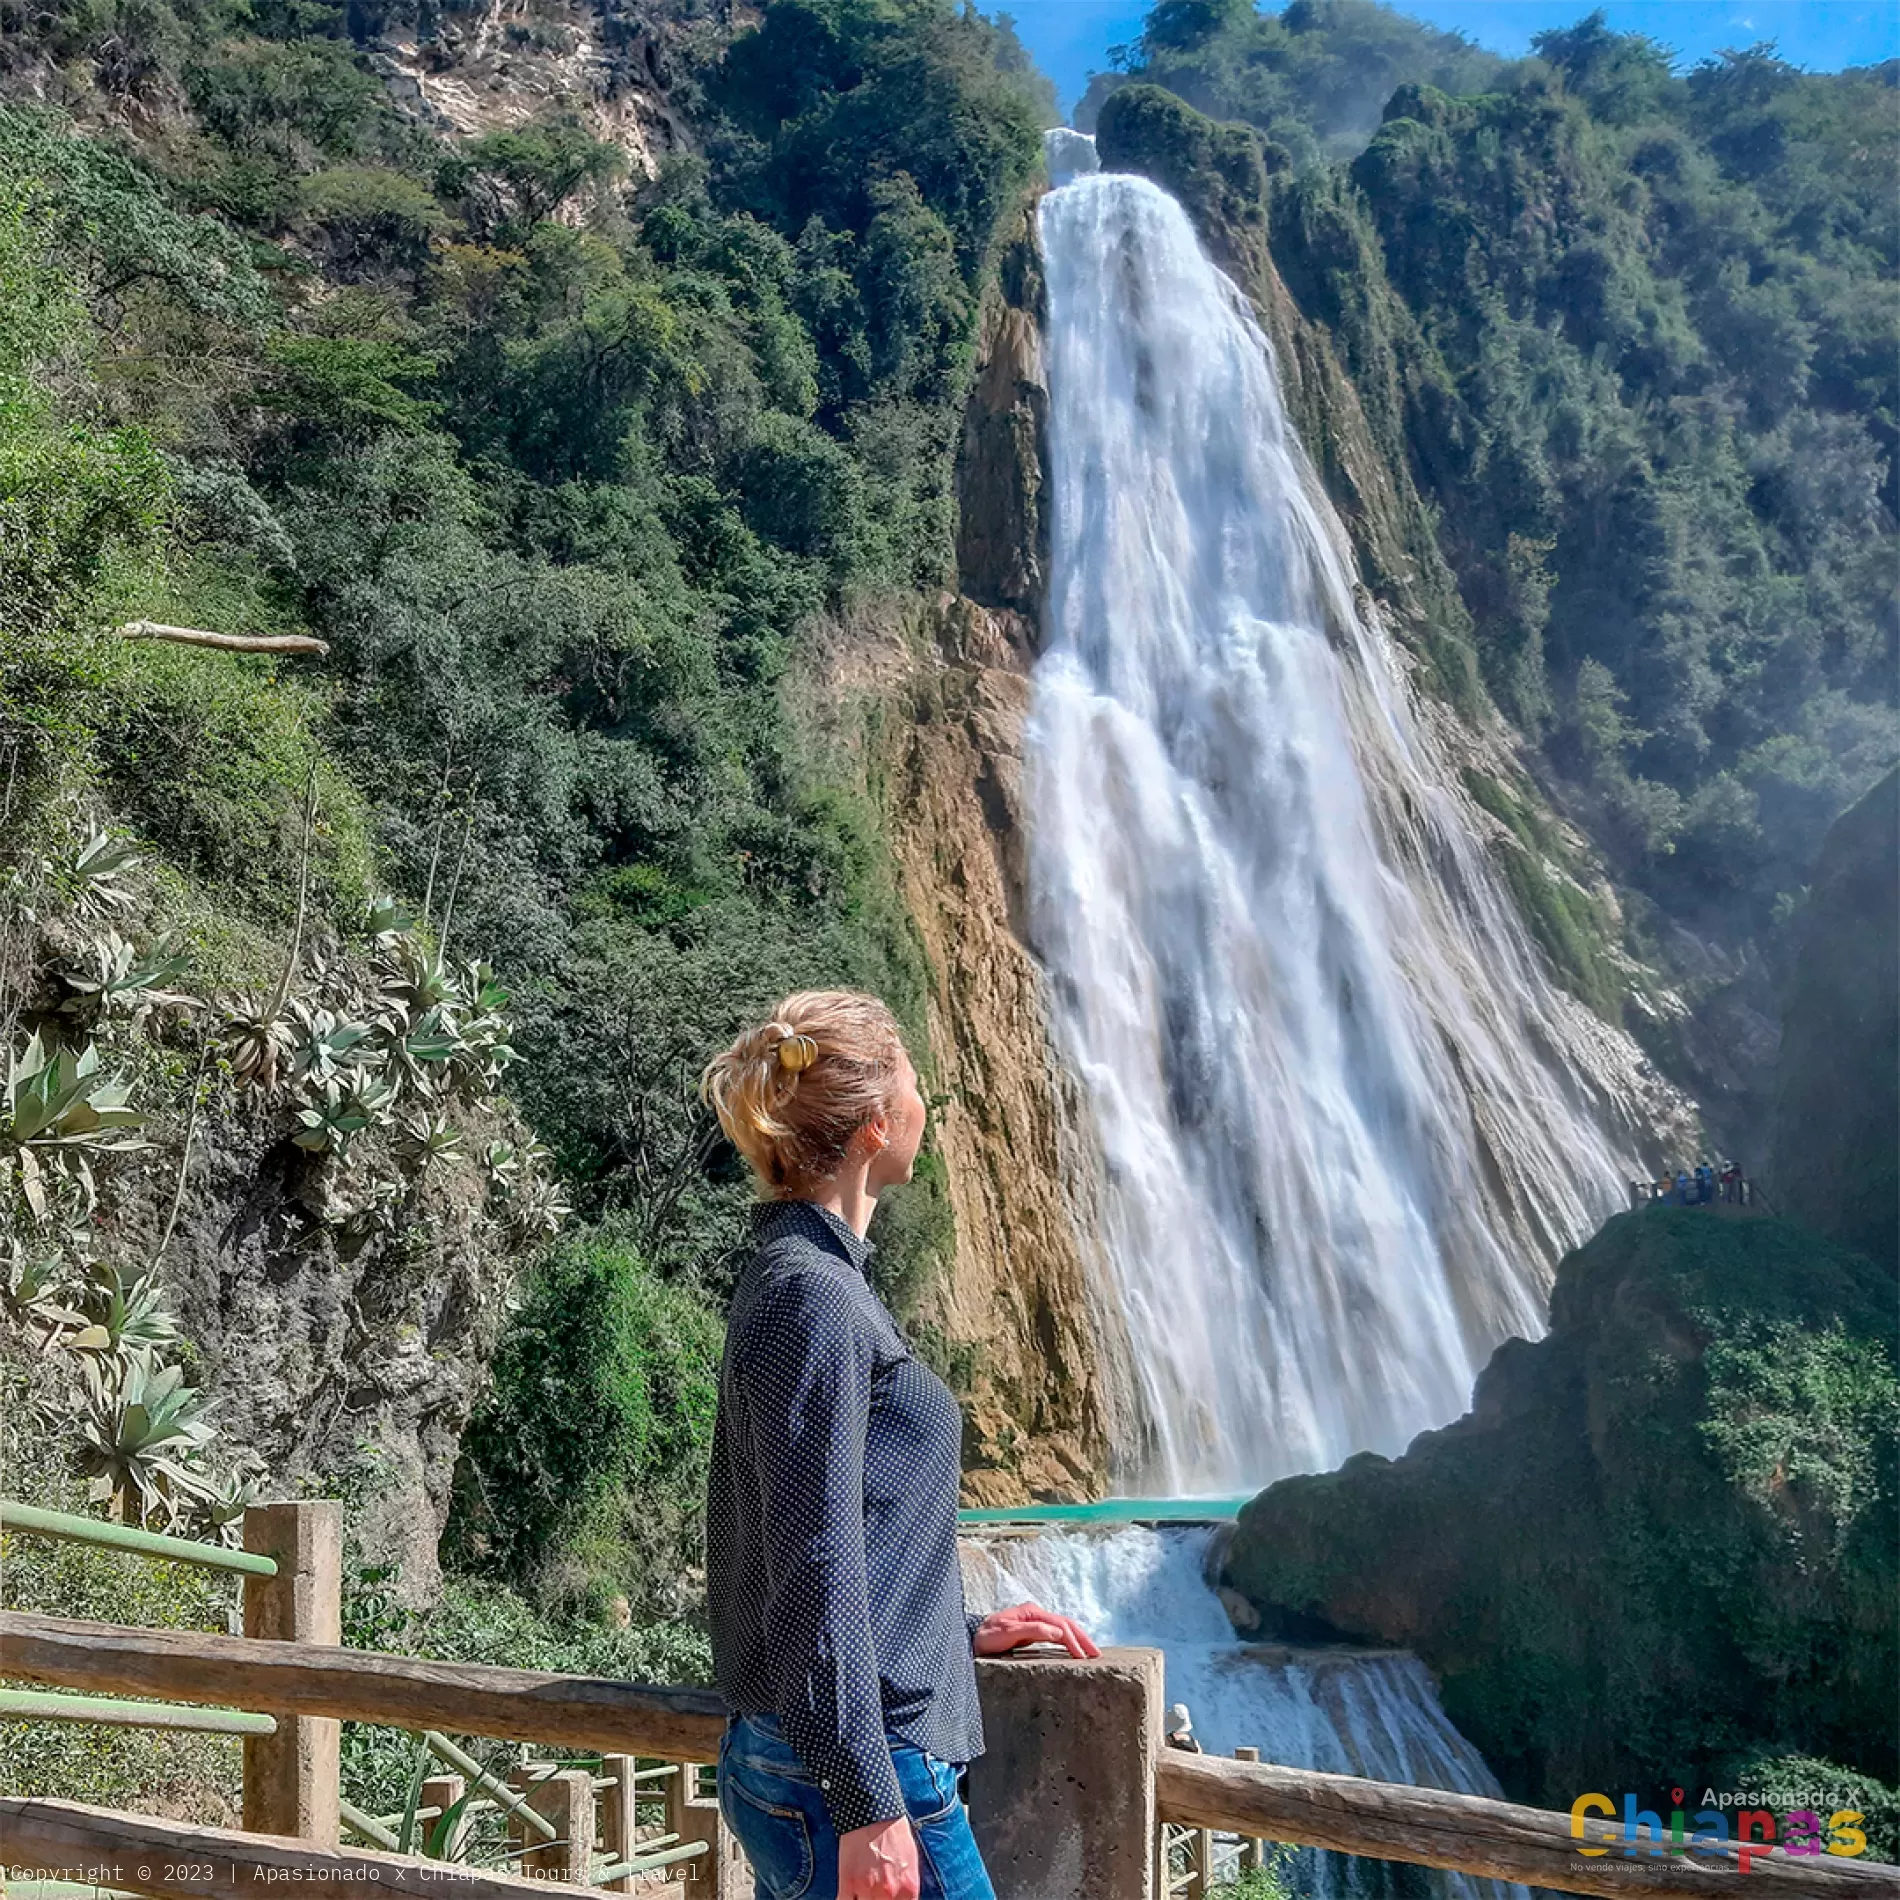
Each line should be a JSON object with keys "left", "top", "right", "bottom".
{"left": 106, "top": 1097, "right": 528, "bottom": 1609}
{"left": 955, "top": 203, "right": 1049, "bottom": 625}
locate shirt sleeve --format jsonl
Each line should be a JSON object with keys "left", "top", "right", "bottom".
{"left": 966, "top": 1609, "right": 984, "bottom": 1649}
{"left": 731, "top": 1268, "right": 905, "bottom": 1833}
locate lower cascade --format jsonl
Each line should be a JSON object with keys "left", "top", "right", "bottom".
{"left": 963, "top": 1522, "right": 1526, "bottom": 1900}
{"left": 1028, "top": 148, "right": 1666, "bottom": 1495}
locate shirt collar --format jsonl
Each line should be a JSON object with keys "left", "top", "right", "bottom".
{"left": 751, "top": 1198, "right": 877, "bottom": 1279}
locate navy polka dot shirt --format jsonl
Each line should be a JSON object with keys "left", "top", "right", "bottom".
{"left": 707, "top": 1199, "right": 986, "bottom": 1833}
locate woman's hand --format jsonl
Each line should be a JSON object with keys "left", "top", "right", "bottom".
{"left": 839, "top": 1816, "right": 919, "bottom": 1900}
{"left": 972, "top": 1600, "right": 1102, "bottom": 1658}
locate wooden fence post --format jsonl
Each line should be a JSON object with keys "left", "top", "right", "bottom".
{"left": 665, "top": 1759, "right": 748, "bottom": 1897}
{"left": 241, "top": 1500, "right": 341, "bottom": 1846}
{"left": 597, "top": 1756, "right": 637, "bottom": 1893}
{"left": 968, "top": 1647, "right": 1163, "bottom": 1900}
{"left": 508, "top": 1764, "right": 594, "bottom": 1885}
{"left": 1235, "top": 1747, "right": 1264, "bottom": 1872}
{"left": 419, "top": 1773, "right": 466, "bottom": 1858}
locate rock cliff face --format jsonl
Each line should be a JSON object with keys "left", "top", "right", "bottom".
{"left": 1221, "top": 1208, "right": 1899, "bottom": 1807}
{"left": 955, "top": 203, "right": 1049, "bottom": 622}
{"left": 1772, "top": 767, "right": 1899, "bottom": 1266}
{"left": 148, "top": 1105, "right": 524, "bottom": 1606}
{"left": 370, "top": 0, "right": 687, "bottom": 177}
{"left": 882, "top": 597, "right": 1124, "bottom": 1506}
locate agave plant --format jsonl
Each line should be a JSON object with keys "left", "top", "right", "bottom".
{"left": 481, "top": 1138, "right": 522, "bottom": 1193}
{"left": 506, "top": 1170, "right": 570, "bottom": 1243}
{"left": 76, "top": 1350, "right": 222, "bottom": 1528}
{"left": 60, "top": 931, "right": 193, "bottom": 1024}
{"left": 293, "top": 1073, "right": 398, "bottom": 1156}
{"left": 365, "top": 894, "right": 416, "bottom": 944}
{"left": 287, "top": 1003, "right": 376, "bottom": 1087}
{"left": 379, "top": 937, "right": 456, "bottom": 1016}
{"left": 195, "top": 1450, "right": 272, "bottom": 1549}
{"left": 66, "top": 1257, "right": 184, "bottom": 1359}
{"left": 223, "top": 1000, "right": 294, "bottom": 1090}
{"left": 69, "top": 830, "right": 143, "bottom": 919}
{"left": 6, "top": 1031, "right": 146, "bottom": 1151}
{"left": 4, "top": 1239, "right": 90, "bottom": 1346}
{"left": 398, "top": 1109, "right": 462, "bottom": 1166}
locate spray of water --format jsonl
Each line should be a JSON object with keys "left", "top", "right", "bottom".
{"left": 1029, "top": 158, "right": 1664, "bottom": 1493}
{"left": 964, "top": 1524, "right": 1525, "bottom": 1900}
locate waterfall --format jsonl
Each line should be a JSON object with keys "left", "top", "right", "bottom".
{"left": 1028, "top": 155, "right": 1663, "bottom": 1495}
{"left": 963, "top": 1523, "right": 1526, "bottom": 1900}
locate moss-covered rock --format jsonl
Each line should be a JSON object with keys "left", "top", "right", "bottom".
{"left": 1773, "top": 768, "right": 1899, "bottom": 1267}
{"left": 1095, "top": 83, "right": 1270, "bottom": 277}
{"left": 1222, "top": 1209, "right": 1899, "bottom": 1812}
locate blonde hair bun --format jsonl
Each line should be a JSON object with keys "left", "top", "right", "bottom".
{"left": 701, "top": 990, "right": 906, "bottom": 1195}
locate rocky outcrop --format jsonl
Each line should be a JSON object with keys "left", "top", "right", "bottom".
{"left": 886, "top": 598, "right": 1122, "bottom": 1505}
{"left": 107, "top": 1087, "right": 530, "bottom": 1608}
{"left": 369, "top": 0, "right": 688, "bottom": 178}
{"left": 1772, "top": 767, "right": 1899, "bottom": 1266}
{"left": 1221, "top": 1208, "right": 1899, "bottom": 1805}
{"left": 800, "top": 593, "right": 1122, "bottom": 1506}
{"left": 955, "top": 203, "right": 1049, "bottom": 625}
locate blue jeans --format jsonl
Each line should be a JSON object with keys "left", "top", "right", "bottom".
{"left": 717, "top": 1714, "right": 997, "bottom": 1900}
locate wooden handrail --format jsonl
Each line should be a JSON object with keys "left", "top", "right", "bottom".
{"left": 4, "top": 1798, "right": 603, "bottom": 1900}
{"left": 0, "top": 1610, "right": 728, "bottom": 1762}
{"left": 0, "top": 1501, "right": 279, "bottom": 1577}
{"left": 1155, "top": 1753, "right": 1895, "bottom": 1900}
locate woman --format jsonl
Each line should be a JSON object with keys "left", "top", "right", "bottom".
{"left": 701, "top": 989, "right": 1100, "bottom": 1900}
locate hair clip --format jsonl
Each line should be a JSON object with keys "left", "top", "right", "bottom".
{"left": 776, "top": 1033, "right": 818, "bottom": 1073}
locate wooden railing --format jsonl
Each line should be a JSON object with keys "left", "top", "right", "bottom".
{"left": 1, "top": 1499, "right": 737, "bottom": 1895}
{"left": 3, "top": 1499, "right": 1892, "bottom": 1900}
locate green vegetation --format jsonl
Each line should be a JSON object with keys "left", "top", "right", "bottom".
{"left": 1223, "top": 1210, "right": 1900, "bottom": 1827}
{"left": 1090, "top": 6, "right": 1897, "bottom": 992}
{"left": 1, "top": 0, "right": 1049, "bottom": 1670}
{"left": 1080, "top": 0, "right": 1501, "bottom": 164}
{"left": 1773, "top": 768, "right": 1898, "bottom": 1264}
{"left": 445, "top": 1222, "right": 721, "bottom": 1620}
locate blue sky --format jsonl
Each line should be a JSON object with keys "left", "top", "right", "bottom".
{"left": 1009, "top": 1, "right": 1900, "bottom": 120}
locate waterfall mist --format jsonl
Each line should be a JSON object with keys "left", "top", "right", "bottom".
{"left": 964, "top": 1524, "right": 1527, "bottom": 1900}
{"left": 1029, "top": 161, "right": 1663, "bottom": 1493}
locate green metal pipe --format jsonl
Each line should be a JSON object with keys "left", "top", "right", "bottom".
{"left": 0, "top": 1688, "right": 277, "bottom": 1735}
{"left": 424, "top": 1730, "right": 557, "bottom": 1840}
{"left": 339, "top": 1797, "right": 402, "bottom": 1851}
{"left": 0, "top": 1501, "right": 278, "bottom": 1577}
{"left": 601, "top": 1838, "right": 708, "bottom": 1878}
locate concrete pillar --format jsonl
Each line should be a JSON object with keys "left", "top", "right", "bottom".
{"left": 242, "top": 1500, "right": 342, "bottom": 1846}
{"left": 664, "top": 1759, "right": 749, "bottom": 1897}
{"left": 509, "top": 1765, "right": 594, "bottom": 1884}
{"left": 967, "top": 1646, "right": 1163, "bottom": 1900}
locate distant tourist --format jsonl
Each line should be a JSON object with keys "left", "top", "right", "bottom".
{"left": 1676, "top": 1169, "right": 1691, "bottom": 1204}
{"left": 1695, "top": 1162, "right": 1714, "bottom": 1204}
{"left": 1166, "top": 1704, "right": 1204, "bottom": 1754}
{"left": 701, "top": 989, "right": 1101, "bottom": 1900}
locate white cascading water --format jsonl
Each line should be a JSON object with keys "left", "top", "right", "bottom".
{"left": 1027, "top": 148, "right": 1663, "bottom": 1494}
{"left": 963, "top": 1524, "right": 1525, "bottom": 1900}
